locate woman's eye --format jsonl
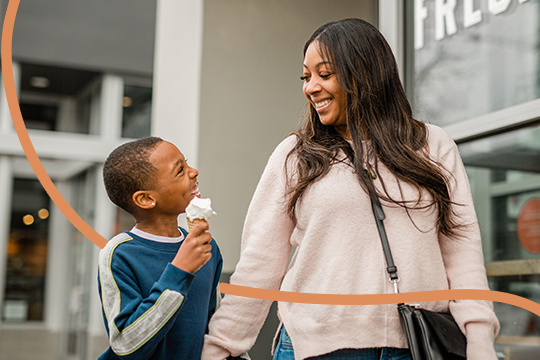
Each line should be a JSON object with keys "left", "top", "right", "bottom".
{"left": 300, "top": 75, "right": 309, "bottom": 81}
{"left": 320, "top": 73, "right": 332, "bottom": 79}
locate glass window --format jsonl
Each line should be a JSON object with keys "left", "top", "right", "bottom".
{"left": 20, "top": 103, "right": 58, "bottom": 131}
{"left": 407, "top": 2, "right": 540, "bottom": 352}
{"left": 460, "top": 123, "right": 540, "bottom": 357}
{"left": 409, "top": 0, "right": 540, "bottom": 126}
{"left": 2, "top": 179, "right": 50, "bottom": 322}
{"left": 19, "top": 62, "right": 101, "bottom": 135}
{"left": 121, "top": 84, "right": 152, "bottom": 138}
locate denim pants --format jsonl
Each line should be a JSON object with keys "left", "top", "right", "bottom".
{"left": 272, "top": 327, "right": 412, "bottom": 360}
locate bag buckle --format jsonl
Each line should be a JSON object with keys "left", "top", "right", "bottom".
{"left": 389, "top": 277, "right": 400, "bottom": 294}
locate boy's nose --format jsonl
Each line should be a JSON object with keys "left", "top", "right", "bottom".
{"left": 190, "top": 167, "right": 199, "bottom": 177}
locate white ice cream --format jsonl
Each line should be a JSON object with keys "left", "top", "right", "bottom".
{"left": 186, "top": 197, "right": 217, "bottom": 221}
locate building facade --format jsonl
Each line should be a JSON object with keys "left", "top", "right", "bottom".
{"left": 0, "top": 1, "right": 538, "bottom": 359}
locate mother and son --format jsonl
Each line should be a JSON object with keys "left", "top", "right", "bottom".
{"left": 96, "top": 19, "right": 499, "bottom": 360}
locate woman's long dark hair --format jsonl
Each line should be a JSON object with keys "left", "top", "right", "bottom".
{"left": 286, "top": 18, "right": 460, "bottom": 237}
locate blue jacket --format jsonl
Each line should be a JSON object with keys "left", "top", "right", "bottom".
{"left": 98, "top": 227, "right": 222, "bottom": 360}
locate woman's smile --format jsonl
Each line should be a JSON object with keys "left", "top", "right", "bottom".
{"left": 314, "top": 98, "right": 332, "bottom": 109}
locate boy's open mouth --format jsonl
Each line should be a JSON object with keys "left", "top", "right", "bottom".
{"left": 190, "top": 182, "right": 201, "bottom": 198}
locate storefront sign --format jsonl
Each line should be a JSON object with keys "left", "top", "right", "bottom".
{"left": 517, "top": 198, "right": 540, "bottom": 254}
{"left": 415, "top": 0, "right": 531, "bottom": 49}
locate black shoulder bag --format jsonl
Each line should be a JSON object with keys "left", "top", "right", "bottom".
{"left": 370, "top": 194, "right": 467, "bottom": 360}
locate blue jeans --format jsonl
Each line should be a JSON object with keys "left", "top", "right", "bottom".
{"left": 273, "top": 327, "right": 412, "bottom": 360}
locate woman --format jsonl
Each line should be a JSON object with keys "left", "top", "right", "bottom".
{"left": 202, "top": 18, "right": 499, "bottom": 360}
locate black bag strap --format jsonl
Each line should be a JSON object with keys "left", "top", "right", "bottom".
{"left": 369, "top": 194, "right": 401, "bottom": 293}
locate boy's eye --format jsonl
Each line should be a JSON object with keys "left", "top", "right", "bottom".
{"left": 177, "top": 167, "right": 184, "bottom": 175}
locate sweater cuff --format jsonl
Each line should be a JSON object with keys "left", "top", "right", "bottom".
{"left": 201, "top": 335, "right": 232, "bottom": 360}
{"left": 158, "top": 262, "right": 195, "bottom": 296}
{"left": 465, "top": 322, "right": 497, "bottom": 360}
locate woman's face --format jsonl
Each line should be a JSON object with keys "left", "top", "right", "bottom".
{"left": 302, "top": 41, "right": 349, "bottom": 139}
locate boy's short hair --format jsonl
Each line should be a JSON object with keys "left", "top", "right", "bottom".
{"left": 103, "top": 136, "right": 163, "bottom": 214}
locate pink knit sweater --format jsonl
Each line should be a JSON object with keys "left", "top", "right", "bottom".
{"left": 202, "top": 124, "right": 499, "bottom": 360}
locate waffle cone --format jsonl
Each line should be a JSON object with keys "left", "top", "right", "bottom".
{"left": 187, "top": 218, "right": 207, "bottom": 234}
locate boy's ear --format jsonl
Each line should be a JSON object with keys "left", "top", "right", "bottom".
{"left": 132, "top": 191, "right": 156, "bottom": 210}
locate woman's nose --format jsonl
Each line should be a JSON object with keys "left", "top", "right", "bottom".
{"left": 305, "top": 78, "right": 321, "bottom": 95}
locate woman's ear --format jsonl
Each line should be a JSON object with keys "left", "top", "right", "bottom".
{"left": 132, "top": 191, "right": 156, "bottom": 210}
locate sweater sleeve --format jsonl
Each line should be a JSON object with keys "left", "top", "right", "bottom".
{"left": 435, "top": 132, "right": 500, "bottom": 359}
{"left": 98, "top": 235, "right": 194, "bottom": 360}
{"left": 201, "top": 137, "right": 297, "bottom": 359}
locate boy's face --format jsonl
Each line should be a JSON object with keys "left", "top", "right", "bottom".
{"left": 148, "top": 141, "right": 200, "bottom": 215}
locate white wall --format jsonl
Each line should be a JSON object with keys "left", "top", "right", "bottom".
{"left": 198, "top": 0, "right": 378, "bottom": 272}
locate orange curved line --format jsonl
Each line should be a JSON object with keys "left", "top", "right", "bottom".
{"left": 3, "top": 0, "right": 540, "bottom": 314}
{"left": 1, "top": 0, "right": 108, "bottom": 249}
{"left": 220, "top": 284, "right": 540, "bottom": 315}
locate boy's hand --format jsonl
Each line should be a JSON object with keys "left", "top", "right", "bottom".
{"left": 171, "top": 222, "right": 212, "bottom": 274}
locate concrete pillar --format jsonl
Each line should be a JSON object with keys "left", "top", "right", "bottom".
{"left": 99, "top": 75, "right": 124, "bottom": 140}
{"left": 56, "top": 98, "right": 78, "bottom": 133}
{"left": 44, "top": 181, "right": 72, "bottom": 332}
{"left": 0, "top": 61, "right": 20, "bottom": 134}
{"left": 152, "top": 0, "right": 204, "bottom": 168}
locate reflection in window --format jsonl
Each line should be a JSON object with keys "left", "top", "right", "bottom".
{"left": 460, "top": 123, "right": 540, "bottom": 357}
{"left": 122, "top": 84, "right": 152, "bottom": 138}
{"left": 2, "top": 179, "right": 50, "bottom": 322}
{"left": 461, "top": 124, "right": 540, "bottom": 262}
{"left": 409, "top": 1, "right": 540, "bottom": 126}
{"left": 490, "top": 276, "right": 540, "bottom": 357}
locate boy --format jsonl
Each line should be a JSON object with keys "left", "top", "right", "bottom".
{"left": 98, "top": 136, "right": 222, "bottom": 360}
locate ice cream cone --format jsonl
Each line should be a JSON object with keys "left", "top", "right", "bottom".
{"left": 186, "top": 197, "right": 216, "bottom": 235}
{"left": 187, "top": 218, "right": 207, "bottom": 234}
